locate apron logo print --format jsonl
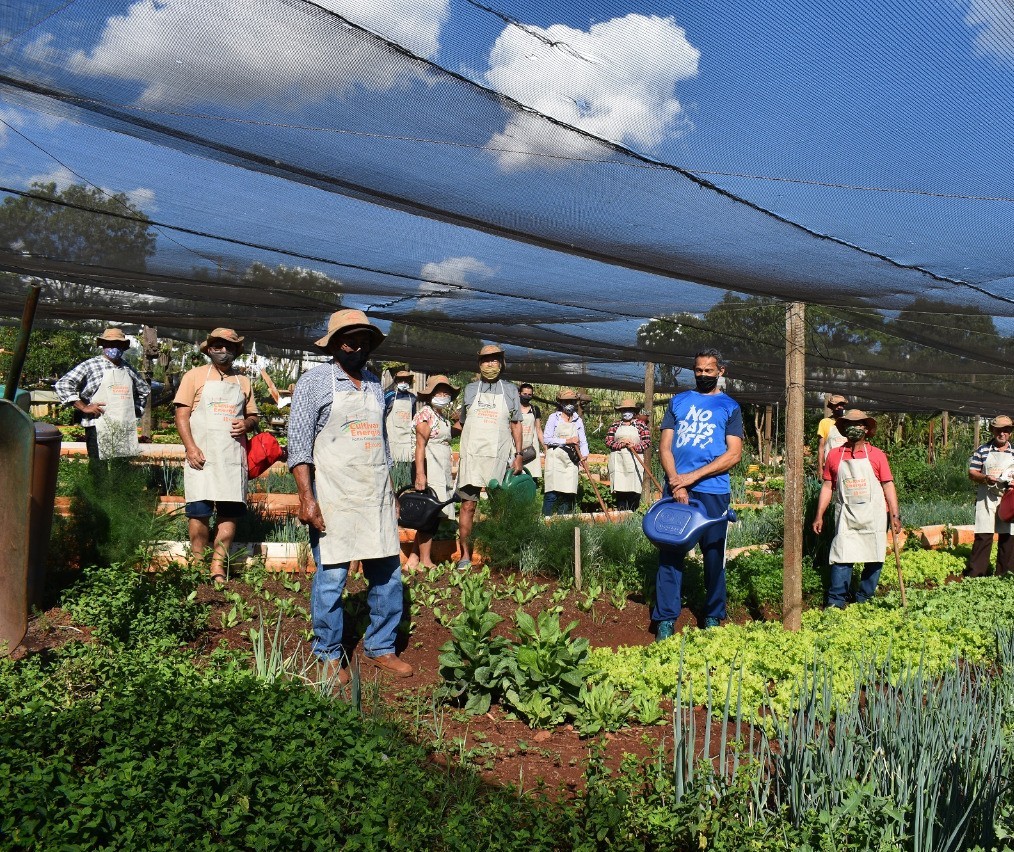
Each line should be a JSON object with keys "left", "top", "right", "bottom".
{"left": 341, "top": 418, "right": 381, "bottom": 439}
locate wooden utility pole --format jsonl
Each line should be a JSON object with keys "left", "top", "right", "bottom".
{"left": 140, "top": 325, "right": 158, "bottom": 439}
{"left": 783, "top": 302, "right": 805, "bottom": 631}
{"left": 642, "top": 361, "right": 655, "bottom": 503}
{"left": 928, "top": 419, "right": 936, "bottom": 464}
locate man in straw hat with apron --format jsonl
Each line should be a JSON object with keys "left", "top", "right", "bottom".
{"left": 174, "top": 329, "right": 260, "bottom": 584}
{"left": 384, "top": 367, "right": 417, "bottom": 492}
{"left": 605, "top": 397, "right": 651, "bottom": 511}
{"left": 288, "top": 309, "right": 411, "bottom": 681}
{"left": 813, "top": 409, "right": 902, "bottom": 608}
{"left": 454, "top": 344, "right": 524, "bottom": 571}
{"left": 965, "top": 414, "right": 1014, "bottom": 577}
{"left": 56, "top": 326, "right": 150, "bottom": 464}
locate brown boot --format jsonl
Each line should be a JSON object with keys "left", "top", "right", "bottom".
{"left": 365, "top": 653, "right": 413, "bottom": 678}
{"left": 322, "top": 658, "right": 350, "bottom": 686}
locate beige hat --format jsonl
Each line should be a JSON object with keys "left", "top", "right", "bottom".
{"left": 556, "top": 388, "right": 578, "bottom": 402}
{"left": 199, "top": 327, "right": 245, "bottom": 354}
{"left": 420, "top": 374, "right": 459, "bottom": 400}
{"left": 478, "top": 343, "right": 505, "bottom": 360}
{"left": 990, "top": 415, "right": 1013, "bottom": 430}
{"left": 96, "top": 328, "right": 130, "bottom": 347}
{"left": 836, "top": 408, "right": 877, "bottom": 436}
{"left": 615, "top": 397, "right": 640, "bottom": 411}
{"left": 314, "top": 309, "right": 385, "bottom": 353}
{"left": 828, "top": 394, "right": 849, "bottom": 406}
{"left": 392, "top": 368, "right": 413, "bottom": 381}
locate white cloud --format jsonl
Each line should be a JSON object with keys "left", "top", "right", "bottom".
{"left": 965, "top": 0, "right": 1014, "bottom": 62}
{"left": 27, "top": 165, "right": 75, "bottom": 190}
{"left": 117, "top": 186, "right": 157, "bottom": 211}
{"left": 67, "top": 0, "right": 449, "bottom": 107}
{"left": 23, "top": 166, "right": 156, "bottom": 211}
{"left": 420, "top": 256, "right": 495, "bottom": 294}
{"left": 0, "top": 106, "right": 27, "bottom": 146}
{"left": 483, "top": 14, "right": 700, "bottom": 171}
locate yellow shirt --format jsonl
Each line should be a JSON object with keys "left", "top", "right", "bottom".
{"left": 173, "top": 366, "right": 258, "bottom": 416}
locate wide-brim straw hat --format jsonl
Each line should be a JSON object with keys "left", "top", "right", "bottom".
{"left": 478, "top": 343, "right": 505, "bottom": 361}
{"left": 314, "top": 309, "right": 385, "bottom": 353}
{"left": 615, "top": 396, "right": 640, "bottom": 411}
{"left": 393, "top": 368, "right": 414, "bottom": 381}
{"left": 990, "top": 415, "right": 1013, "bottom": 430}
{"left": 420, "top": 374, "right": 459, "bottom": 400}
{"left": 199, "top": 327, "right": 245, "bottom": 354}
{"left": 828, "top": 394, "right": 849, "bottom": 406}
{"left": 96, "top": 327, "right": 130, "bottom": 347}
{"left": 557, "top": 388, "right": 578, "bottom": 402}
{"left": 836, "top": 409, "right": 877, "bottom": 436}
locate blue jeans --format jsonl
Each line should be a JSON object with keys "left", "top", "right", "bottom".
{"left": 652, "top": 490, "right": 730, "bottom": 623}
{"left": 827, "top": 562, "right": 883, "bottom": 608}
{"left": 309, "top": 531, "right": 403, "bottom": 661}
{"left": 542, "top": 491, "right": 575, "bottom": 515}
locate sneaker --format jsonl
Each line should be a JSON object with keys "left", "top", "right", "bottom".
{"left": 704, "top": 617, "right": 721, "bottom": 629}
{"left": 364, "top": 653, "right": 414, "bottom": 678}
{"left": 655, "top": 620, "right": 675, "bottom": 642}
{"left": 455, "top": 558, "right": 472, "bottom": 572}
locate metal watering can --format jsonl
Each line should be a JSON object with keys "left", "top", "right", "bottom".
{"left": 642, "top": 497, "right": 737, "bottom": 552}
{"left": 487, "top": 469, "right": 538, "bottom": 503}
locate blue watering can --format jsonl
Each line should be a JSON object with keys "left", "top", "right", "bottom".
{"left": 642, "top": 497, "right": 737, "bottom": 552}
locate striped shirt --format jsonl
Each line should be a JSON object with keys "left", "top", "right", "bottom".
{"left": 54, "top": 356, "right": 150, "bottom": 422}
{"left": 969, "top": 441, "right": 1014, "bottom": 473}
{"left": 286, "top": 362, "right": 391, "bottom": 469}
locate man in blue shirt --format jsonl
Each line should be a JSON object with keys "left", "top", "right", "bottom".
{"left": 654, "top": 349, "right": 743, "bottom": 640}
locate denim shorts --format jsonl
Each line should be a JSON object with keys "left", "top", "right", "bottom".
{"left": 184, "top": 500, "right": 247, "bottom": 519}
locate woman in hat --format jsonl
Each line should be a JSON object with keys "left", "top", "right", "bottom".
{"left": 966, "top": 414, "right": 1014, "bottom": 577}
{"left": 812, "top": 409, "right": 902, "bottom": 608}
{"left": 542, "top": 388, "right": 589, "bottom": 515}
{"left": 518, "top": 383, "right": 544, "bottom": 479}
{"left": 605, "top": 397, "right": 651, "bottom": 510}
{"left": 55, "top": 326, "right": 150, "bottom": 462}
{"left": 407, "top": 375, "right": 459, "bottom": 568}
{"left": 384, "top": 368, "right": 417, "bottom": 492}
{"left": 174, "top": 328, "right": 260, "bottom": 584}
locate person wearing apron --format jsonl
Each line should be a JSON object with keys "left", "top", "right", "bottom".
{"left": 966, "top": 415, "right": 1014, "bottom": 577}
{"left": 542, "top": 389, "right": 589, "bottom": 515}
{"left": 54, "top": 327, "right": 149, "bottom": 465}
{"left": 409, "top": 375, "right": 459, "bottom": 568}
{"left": 606, "top": 397, "right": 650, "bottom": 511}
{"left": 385, "top": 368, "right": 417, "bottom": 492}
{"left": 518, "top": 383, "right": 544, "bottom": 479}
{"left": 812, "top": 409, "right": 902, "bottom": 608}
{"left": 174, "top": 329, "right": 259, "bottom": 584}
{"left": 817, "top": 394, "right": 850, "bottom": 474}
{"left": 455, "top": 344, "right": 524, "bottom": 571}
{"left": 289, "top": 309, "right": 411, "bottom": 682}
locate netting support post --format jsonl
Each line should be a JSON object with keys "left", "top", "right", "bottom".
{"left": 942, "top": 410, "right": 949, "bottom": 449}
{"left": 642, "top": 361, "right": 655, "bottom": 504}
{"left": 974, "top": 416, "right": 981, "bottom": 449}
{"left": 140, "top": 325, "right": 158, "bottom": 439}
{"left": 783, "top": 302, "right": 805, "bottom": 631}
{"left": 763, "top": 404, "right": 773, "bottom": 465}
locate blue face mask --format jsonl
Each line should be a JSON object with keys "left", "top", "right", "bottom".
{"left": 103, "top": 347, "right": 125, "bottom": 360}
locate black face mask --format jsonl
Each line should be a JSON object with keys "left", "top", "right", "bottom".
{"left": 695, "top": 374, "right": 719, "bottom": 393}
{"left": 520, "top": 395, "right": 533, "bottom": 403}
{"left": 335, "top": 349, "right": 368, "bottom": 372}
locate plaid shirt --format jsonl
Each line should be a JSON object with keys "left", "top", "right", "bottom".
{"left": 605, "top": 418, "right": 651, "bottom": 452}
{"left": 54, "top": 356, "right": 150, "bottom": 424}
{"left": 286, "top": 362, "right": 392, "bottom": 469}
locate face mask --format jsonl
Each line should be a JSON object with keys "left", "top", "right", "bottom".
{"left": 336, "top": 349, "right": 368, "bottom": 372}
{"left": 832, "top": 407, "right": 846, "bottom": 417}
{"left": 845, "top": 425, "right": 867, "bottom": 442}
{"left": 103, "top": 347, "right": 125, "bottom": 360}
{"left": 520, "top": 395, "right": 533, "bottom": 403}
{"left": 561, "top": 404, "right": 576, "bottom": 415}
{"left": 396, "top": 382, "right": 410, "bottom": 392}
{"left": 621, "top": 411, "right": 634, "bottom": 421}
{"left": 479, "top": 363, "right": 501, "bottom": 381}
{"left": 209, "top": 351, "right": 235, "bottom": 367}
{"left": 432, "top": 394, "right": 451, "bottom": 408}
{"left": 695, "top": 374, "right": 719, "bottom": 393}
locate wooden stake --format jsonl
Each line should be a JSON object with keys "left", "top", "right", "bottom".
{"left": 783, "top": 302, "right": 805, "bottom": 631}
{"left": 763, "top": 404, "right": 773, "bottom": 465}
{"left": 642, "top": 361, "right": 655, "bottom": 504}
{"left": 574, "top": 526, "right": 582, "bottom": 592}
{"left": 140, "top": 325, "right": 158, "bottom": 439}
{"left": 928, "top": 418, "right": 936, "bottom": 464}
{"left": 942, "top": 410, "right": 949, "bottom": 450}
{"left": 974, "top": 415, "right": 981, "bottom": 449}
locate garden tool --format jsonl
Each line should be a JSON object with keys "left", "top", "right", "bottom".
{"left": 578, "top": 456, "right": 614, "bottom": 520}
{"left": 642, "top": 497, "right": 737, "bottom": 553}
{"left": 626, "top": 447, "right": 663, "bottom": 499}
{"left": 890, "top": 526, "right": 907, "bottom": 608}
{"left": 397, "top": 485, "right": 458, "bottom": 532}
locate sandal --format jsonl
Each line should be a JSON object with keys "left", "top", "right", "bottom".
{"left": 210, "top": 573, "right": 227, "bottom": 586}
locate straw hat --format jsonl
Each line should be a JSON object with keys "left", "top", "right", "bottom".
{"left": 478, "top": 343, "right": 505, "bottom": 360}
{"left": 990, "top": 415, "right": 1013, "bottom": 430}
{"left": 556, "top": 388, "right": 578, "bottom": 402}
{"left": 392, "top": 368, "right": 414, "bottom": 381}
{"left": 199, "top": 327, "right": 245, "bottom": 354}
{"left": 96, "top": 328, "right": 130, "bottom": 347}
{"left": 835, "top": 409, "right": 877, "bottom": 436}
{"left": 615, "top": 397, "right": 640, "bottom": 411}
{"left": 314, "top": 309, "right": 385, "bottom": 353}
{"left": 828, "top": 394, "right": 849, "bottom": 406}
{"left": 419, "top": 374, "right": 459, "bottom": 400}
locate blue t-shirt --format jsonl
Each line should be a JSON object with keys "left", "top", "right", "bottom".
{"left": 660, "top": 391, "right": 743, "bottom": 495}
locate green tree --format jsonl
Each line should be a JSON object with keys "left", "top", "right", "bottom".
{"left": 0, "top": 325, "right": 98, "bottom": 387}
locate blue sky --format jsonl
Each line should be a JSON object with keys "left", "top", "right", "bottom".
{"left": 1, "top": 0, "right": 1014, "bottom": 390}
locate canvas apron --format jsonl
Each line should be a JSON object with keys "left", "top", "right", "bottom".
{"left": 183, "top": 367, "right": 247, "bottom": 503}
{"left": 313, "top": 368, "right": 399, "bottom": 564}
{"left": 828, "top": 446, "right": 886, "bottom": 564}
{"left": 386, "top": 393, "right": 415, "bottom": 463}
{"left": 825, "top": 422, "right": 847, "bottom": 453}
{"left": 974, "top": 448, "right": 1014, "bottom": 534}
{"left": 457, "top": 381, "right": 512, "bottom": 490}
{"left": 91, "top": 364, "right": 140, "bottom": 460}
{"left": 521, "top": 407, "right": 542, "bottom": 478}
{"left": 422, "top": 407, "right": 456, "bottom": 520}
{"left": 544, "top": 416, "right": 579, "bottom": 494}
{"left": 608, "top": 422, "right": 643, "bottom": 493}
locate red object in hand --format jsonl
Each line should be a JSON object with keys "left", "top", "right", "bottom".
{"left": 998, "top": 487, "right": 1014, "bottom": 524}
{"left": 247, "top": 432, "right": 284, "bottom": 478}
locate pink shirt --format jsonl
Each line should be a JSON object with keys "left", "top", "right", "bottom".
{"left": 822, "top": 443, "right": 892, "bottom": 487}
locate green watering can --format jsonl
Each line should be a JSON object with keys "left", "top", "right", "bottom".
{"left": 487, "top": 468, "right": 537, "bottom": 503}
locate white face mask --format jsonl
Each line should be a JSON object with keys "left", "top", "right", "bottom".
{"left": 432, "top": 394, "right": 451, "bottom": 408}
{"left": 621, "top": 411, "right": 634, "bottom": 421}
{"left": 397, "top": 382, "right": 410, "bottom": 392}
